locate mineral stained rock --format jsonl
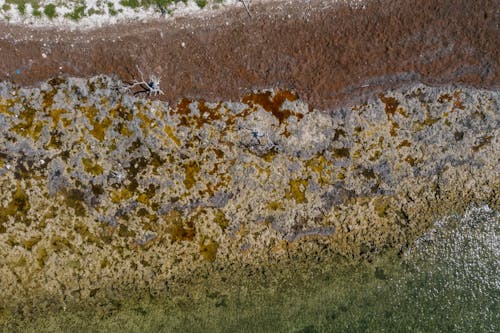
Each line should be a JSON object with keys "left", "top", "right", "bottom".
{"left": 0, "top": 76, "right": 498, "bottom": 315}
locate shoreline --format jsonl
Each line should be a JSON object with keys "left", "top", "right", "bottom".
{"left": 0, "top": 77, "right": 498, "bottom": 325}
{"left": 2, "top": 205, "right": 498, "bottom": 331}
{"left": 1, "top": 0, "right": 498, "bottom": 110}
{"left": 0, "top": 0, "right": 498, "bottom": 329}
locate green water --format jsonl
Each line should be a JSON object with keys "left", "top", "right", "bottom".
{"left": 5, "top": 206, "right": 499, "bottom": 332}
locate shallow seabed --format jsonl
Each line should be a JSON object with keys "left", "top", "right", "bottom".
{"left": 5, "top": 205, "right": 498, "bottom": 333}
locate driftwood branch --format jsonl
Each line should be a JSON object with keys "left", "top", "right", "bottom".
{"left": 124, "top": 65, "right": 164, "bottom": 97}
{"left": 239, "top": 0, "right": 252, "bottom": 18}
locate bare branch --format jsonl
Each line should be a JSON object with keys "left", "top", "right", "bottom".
{"left": 123, "top": 66, "right": 164, "bottom": 97}
{"left": 136, "top": 64, "right": 145, "bottom": 82}
{"left": 239, "top": 0, "right": 252, "bottom": 18}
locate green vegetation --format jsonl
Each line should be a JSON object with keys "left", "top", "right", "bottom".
{"left": 106, "top": 1, "right": 116, "bottom": 15}
{"left": 64, "top": 5, "right": 87, "bottom": 20}
{"left": 155, "top": 0, "right": 172, "bottom": 6}
{"left": 87, "top": 7, "right": 104, "bottom": 15}
{"left": 31, "top": 2, "right": 41, "bottom": 17}
{"left": 196, "top": 0, "right": 207, "bottom": 8}
{"left": 17, "top": 2, "right": 26, "bottom": 15}
{"left": 43, "top": 4, "right": 57, "bottom": 18}
{"left": 119, "top": 0, "right": 141, "bottom": 8}
{"left": 0, "top": 0, "right": 214, "bottom": 21}
{"left": 119, "top": 0, "right": 181, "bottom": 9}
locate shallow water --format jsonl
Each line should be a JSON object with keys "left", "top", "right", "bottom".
{"left": 7, "top": 206, "right": 499, "bottom": 333}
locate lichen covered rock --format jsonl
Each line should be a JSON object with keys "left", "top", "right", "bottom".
{"left": 0, "top": 76, "right": 498, "bottom": 316}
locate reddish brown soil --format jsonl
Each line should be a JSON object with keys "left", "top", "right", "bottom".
{"left": 0, "top": 0, "right": 498, "bottom": 110}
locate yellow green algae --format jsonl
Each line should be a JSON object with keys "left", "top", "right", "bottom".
{"left": 0, "top": 77, "right": 498, "bottom": 328}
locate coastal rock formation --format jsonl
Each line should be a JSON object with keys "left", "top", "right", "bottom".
{"left": 0, "top": 76, "right": 497, "bottom": 317}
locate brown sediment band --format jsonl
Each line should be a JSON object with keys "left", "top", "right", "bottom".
{"left": 0, "top": 0, "right": 498, "bottom": 109}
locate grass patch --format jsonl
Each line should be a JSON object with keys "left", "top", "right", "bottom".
{"left": 17, "top": 2, "right": 26, "bottom": 16}
{"left": 119, "top": 0, "right": 141, "bottom": 8}
{"left": 1, "top": 0, "right": 208, "bottom": 20}
{"left": 107, "top": 2, "right": 118, "bottom": 15}
{"left": 119, "top": 0, "right": 185, "bottom": 10}
{"left": 153, "top": 0, "right": 175, "bottom": 7}
{"left": 88, "top": 8, "right": 104, "bottom": 16}
{"left": 64, "top": 5, "right": 87, "bottom": 21}
{"left": 32, "top": 8, "right": 42, "bottom": 17}
{"left": 43, "top": 4, "right": 57, "bottom": 19}
{"left": 195, "top": 0, "right": 207, "bottom": 8}
{"left": 136, "top": 0, "right": 187, "bottom": 8}
{"left": 31, "top": 3, "right": 41, "bottom": 17}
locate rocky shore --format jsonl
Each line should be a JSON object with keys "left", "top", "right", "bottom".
{"left": 0, "top": 77, "right": 498, "bottom": 323}
{"left": 0, "top": 0, "right": 498, "bottom": 329}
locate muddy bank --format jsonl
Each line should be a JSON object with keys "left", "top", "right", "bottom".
{"left": 0, "top": 0, "right": 498, "bottom": 110}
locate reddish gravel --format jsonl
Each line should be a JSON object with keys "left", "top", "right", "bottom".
{"left": 0, "top": 0, "right": 498, "bottom": 110}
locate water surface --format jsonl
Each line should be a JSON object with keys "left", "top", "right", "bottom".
{"left": 8, "top": 206, "right": 499, "bottom": 333}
